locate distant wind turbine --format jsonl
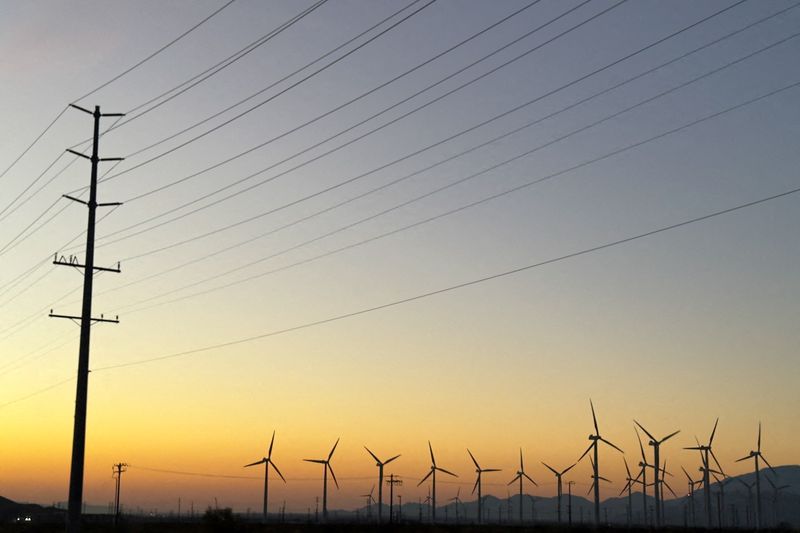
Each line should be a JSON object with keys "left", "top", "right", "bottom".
{"left": 735, "top": 422, "right": 775, "bottom": 530}
{"left": 635, "top": 427, "right": 653, "bottom": 526}
{"left": 619, "top": 457, "right": 641, "bottom": 527}
{"left": 359, "top": 485, "right": 375, "bottom": 520}
{"left": 765, "top": 475, "right": 790, "bottom": 527}
{"left": 682, "top": 465, "right": 702, "bottom": 527}
{"left": 541, "top": 461, "right": 576, "bottom": 524}
{"left": 417, "top": 441, "right": 457, "bottom": 523}
{"left": 243, "top": 430, "right": 286, "bottom": 522}
{"left": 364, "top": 446, "right": 400, "bottom": 524}
{"left": 508, "top": 448, "right": 537, "bottom": 524}
{"left": 467, "top": 449, "right": 501, "bottom": 524}
{"left": 579, "top": 399, "right": 623, "bottom": 526}
{"left": 449, "top": 487, "right": 462, "bottom": 523}
{"left": 303, "top": 438, "right": 339, "bottom": 521}
{"left": 684, "top": 418, "right": 724, "bottom": 529}
{"left": 634, "top": 420, "right": 679, "bottom": 527}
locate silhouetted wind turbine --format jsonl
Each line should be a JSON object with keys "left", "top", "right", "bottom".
{"left": 303, "top": 438, "right": 339, "bottom": 521}
{"left": 541, "top": 461, "right": 576, "bottom": 524}
{"left": 634, "top": 420, "right": 679, "bottom": 527}
{"left": 467, "top": 449, "right": 500, "bottom": 524}
{"left": 417, "top": 441, "right": 457, "bottom": 523}
{"left": 364, "top": 446, "right": 400, "bottom": 524}
{"left": 682, "top": 465, "right": 702, "bottom": 527}
{"left": 684, "top": 418, "right": 723, "bottom": 529}
{"left": 508, "top": 448, "right": 536, "bottom": 524}
{"left": 360, "top": 485, "right": 375, "bottom": 520}
{"left": 620, "top": 457, "right": 641, "bottom": 527}
{"left": 635, "top": 427, "right": 654, "bottom": 526}
{"left": 449, "top": 487, "right": 462, "bottom": 523}
{"left": 243, "top": 430, "right": 286, "bottom": 522}
{"left": 656, "top": 460, "right": 677, "bottom": 523}
{"left": 735, "top": 422, "right": 774, "bottom": 530}
{"left": 579, "top": 399, "right": 623, "bottom": 526}
{"left": 765, "top": 475, "right": 790, "bottom": 527}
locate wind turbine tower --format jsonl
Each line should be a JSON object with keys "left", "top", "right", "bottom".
{"left": 508, "top": 448, "right": 537, "bottom": 524}
{"left": 735, "top": 422, "right": 775, "bottom": 530}
{"left": 303, "top": 438, "right": 340, "bottom": 521}
{"left": 634, "top": 420, "right": 679, "bottom": 527}
{"left": 467, "top": 449, "right": 501, "bottom": 524}
{"left": 417, "top": 441, "right": 457, "bottom": 523}
{"left": 684, "top": 418, "right": 723, "bottom": 529}
{"left": 244, "top": 431, "right": 286, "bottom": 522}
{"left": 542, "top": 461, "right": 576, "bottom": 524}
{"left": 364, "top": 446, "right": 400, "bottom": 524}
{"left": 579, "top": 399, "right": 623, "bottom": 527}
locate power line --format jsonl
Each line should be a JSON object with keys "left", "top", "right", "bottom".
{"left": 78, "top": 0, "right": 619, "bottom": 250}
{"left": 119, "top": 0, "right": 538, "bottom": 161}
{"left": 112, "top": 78, "right": 800, "bottom": 316}
{"left": 91, "top": 0, "right": 437, "bottom": 185}
{"left": 89, "top": 0, "right": 748, "bottom": 259}
{"left": 95, "top": 175, "right": 800, "bottom": 372}
{"left": 72, "top": 0, "right": 237, "bottom": 103}
{"left": 0, "top": 107, "right": 68, "bottom": 182}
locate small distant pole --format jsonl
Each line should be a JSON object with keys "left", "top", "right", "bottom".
{"left": 112, "top": 463, "right": 128, "bottom": 526}
{"left": 315, "top": 497, "right": 319, "bottom": 523}
{"left": 398, "top": 495, "right": 402, "bottom": 522}
{"left": 177, "top": 498, "right": 181, "bottom": 522}
{"left": 386, "top": 474, "right": 402, "bottom": 524}
{"left": 568, "top": 480, "right": 575, "bottom": 526}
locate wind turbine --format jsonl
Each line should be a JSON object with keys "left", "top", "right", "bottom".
{"left": 735, "top": 422, "right": 775, "bottom": 530}
{"left": 449, "top": 487, "right": 462, "bottom": 523}
{"left": 508, "top": 448, "right": 537, "bottom": 524}
{"left": 635, "top": 427, "right": 654, "bottom": 526}
{"left": 579, "top": 399, "right": 624, "bottom": 526}
{"left": 243, "top": 430, "right": 286, "bottom": 522}
{"left": 364, "top": 446, "right": 400, "bottom": 524}
{"left": 765, "top": 475, "right": 790, "bottom": 527}
{"left": 359, "top": 485, "right": 376, "bottom": 520}
{"left": 417, "top": 441, "right": 457, "bottom": 523}
{"left": 619, "top": 457, "right": 642, "bottom": 527}
{"left": 303, "top": 438, "right": 339, "bottom": 521}
{"left": 682, "top": 466, "right": 702, "bottom": 527}
{"left": 655, "top": 460, "right": 677, "bottom": 524}
{"left": 467, "top": 449, "right": 501, "bottom": 524}
{"left": 684, "top": 418, "right": 723, "bottom": 529}
{"left": 541, "top": 461, "right": 576, "bottom": 524}
{"left": 735, "top": 477, "right": 756, "bottom": 528}
{"left": 634, "top": 420, "right": 679, "bottom": 527}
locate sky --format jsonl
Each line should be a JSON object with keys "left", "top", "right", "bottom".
{"left": 1, "top": 0, "right": 799, "bottom": 515}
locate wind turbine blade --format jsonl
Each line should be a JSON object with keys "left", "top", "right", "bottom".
{"left": 472, "top": 477, "right": 479, "bottom": 495}
{"left": 328, "top": 464, "right": 339, "bottom": 489}
{"left": 519, "top": 448, "right": 524, "bottom": 471}
{"left": 384, "top": 454, "right": 401, "bottom": 465}
{"left": 598, "top": 475, "right": 611, "bottom": 483}
{"left": 436, "top": 466, "right": 458, "bottom": 478}
{"left": 600, "top": 437, "right": 624, "bottom": 454}
{"left": 709, "top": 449, "right": 725, "bottom": 475}
{"left": 578, "top": 442, "right": 594, "bottom": 463}
{"left": 623, "top": 457, "right": 631, "bottom": 478}
{"left": 590, "top": 398, "right": 599, "bottom": 434}
{"left": 683, "top": 446, "right": 704, "bottom": 451}
{"left": 467, "top": 449, "right": 480, "bottom": 470}
{"left": 681, "top": 465, "right": 692, "bottom": 481}
{"left": 418, "top": 469, "right": 433, "bottom": 486}
{"left": 634, "top": 420, "right": 655, "bottom": 442}
{"left": 370, "top": 485, "right": 375, "bottom": 496}
{"left": 244, "top": 459, "right": 265, "bottom": 468}
{"left": 758, "top": 421, "right": 762, "bottom": 453}
{"left": 562, "top": 462, "right": 577, "bottom": 475}
{"left": 709, "top": 417, "right": 719, "bottom": 446}
{"left": 735, "top": 455, "right": 751, "bottom": 463}
{"left": 541, "top": 462, "right": 559, "bottom": 476}
{"left": 483, "top": 468, "right": 501, "bottom": 473}
{"left": 663, "top": 480, "right": 678, "bottom": 498}
{"left": 636, "top": 428, "right": 646, "bottom": 460}
{"left": 428, "top": 441, "right": 436, "bottom": 467}
{"left": 268, "top": 430, "right": 276, "bottom": 458}
{"left": 271, "top": 461, "right": 287, "bottom": 483}
{"left": 619, "top": 481, "right": 631, "bottom": 496}
{"left": 587, "top": 481, "right": 595, "bottom": 495}
{"left": 661, "top": 429, "right": 681, "bottom": 443}
{"left": 328, "top": 438, "right": 340, "bottom": 461}
{"left": 523, "top": 472, "right": 537, "bottom": 486}
{"left": 304, "top": 459, "right": 326, "bottom": 464}
{"left": 760, "top": 453, "right": 775, "bottom": 474}
{"left": 508, "top": 474, "right": 521, "bottom": 486}
{"left": 364, "top": 446, "right": 380, "bottom": 464}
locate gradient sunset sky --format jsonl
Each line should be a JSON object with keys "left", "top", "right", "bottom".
{"left": 1, "top": 0, "right": 799, "bottom": 514}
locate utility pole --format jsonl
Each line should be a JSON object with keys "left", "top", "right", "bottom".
{"left": 51, "top": 104, "right": 123, "bottom": 533}
{"left": 398, "top": 495, "right": 402, "bottom": 522}
{"left": 568, "top": 480, "right": 575, "bottom": 526}
{"left": 386, "top": 474, "right": 402, "bottom": 524}
{"left": 112, "top": 463, "right": 128, "bottom": 526}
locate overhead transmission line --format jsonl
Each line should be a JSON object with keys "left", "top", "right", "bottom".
{"left": 112, "top": 77, "right": 800, "bottom": 316}
{"left": 118, "top": 0, "right": 540, "bottom": 161}
{"left": 86, "top": 0, "right": 741, "bottom": 255}
{"left": 85, "top": 0, "right": 438, "bottom": 186}
{"left": 94, "top": 152, "right": 800, "bottom": 371}
{"left": 75, "top": 0, "right": 619, "bottom": 251}
{"left": 0, "top": 0, "right": 235, "bottom": 183}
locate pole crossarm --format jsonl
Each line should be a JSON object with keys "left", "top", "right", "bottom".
{"left": 50, "top": 310, "right": 119, "bottom": 325}
{"left": 53, "top": 254, "right": 121, "bottom": 273}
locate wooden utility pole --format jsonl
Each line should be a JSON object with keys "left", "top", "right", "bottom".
{"left": 112, "top": 462, "right": 128, "bottom": 525}
{"left": 51, "top": 104, "right": 123, "bottom": 533}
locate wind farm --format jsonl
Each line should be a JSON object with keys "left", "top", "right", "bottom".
{"left": 2, "top": 1, "right": 800, "bottom": 532}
